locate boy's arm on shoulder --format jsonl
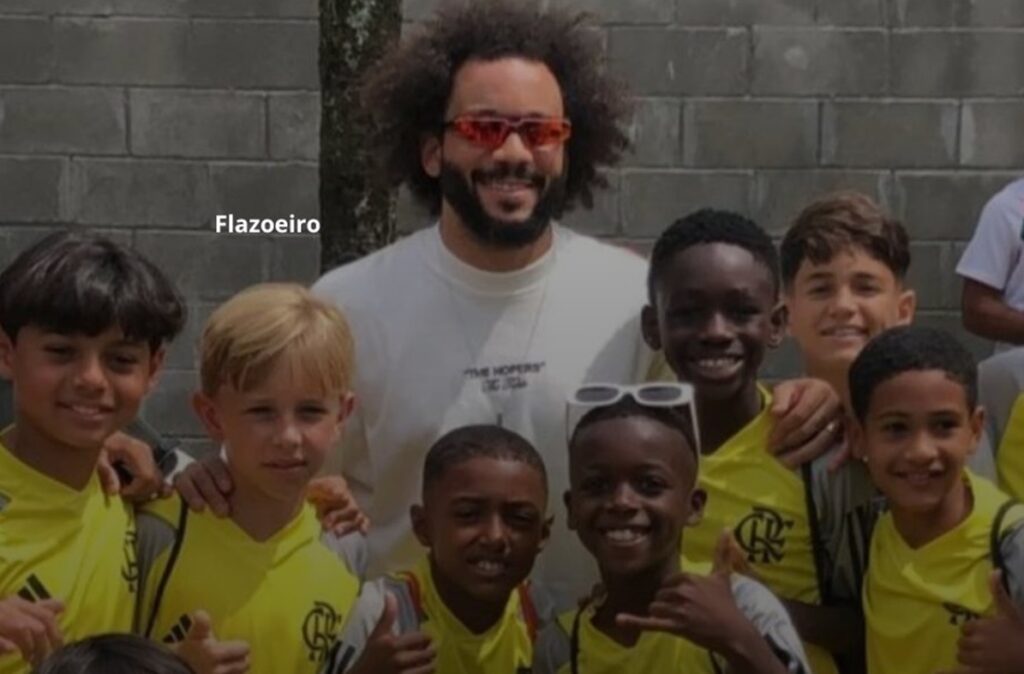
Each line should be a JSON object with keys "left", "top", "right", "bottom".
{"left": 728, "top": 575, "right": 812, "bottom": 674}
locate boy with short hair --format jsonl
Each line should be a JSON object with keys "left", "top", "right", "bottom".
{"left": 848, "top": 325, "right": 1024, "bottom": 674}
{"left": 332, "top": 424, "right": 556, "bottom": 674}
{"left": 136, "top": 283, "right": 361, "bottom": 674}
{"left": 781, "top": 191, "right": 915, "bottom": 410}
{"left": 0, "top": 231, "right": 185, "bottom": 672}
{"left": 534, "top": 390, "right": 810, "bottom": 673}
{"left": 641, "top": 209, "right": 878, "bottom": 674}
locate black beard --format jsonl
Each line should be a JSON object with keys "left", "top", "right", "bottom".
{"left": 438, "top": 161, "right": 567, "bottom": 249}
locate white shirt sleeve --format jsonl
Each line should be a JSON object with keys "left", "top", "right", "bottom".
{"left": 957, "top": 187, "right": 1024, "bottom": 291}
{"left": 725, "top": 575, "right": 813, "bottom": 674}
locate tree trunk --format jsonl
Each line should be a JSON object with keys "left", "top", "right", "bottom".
{"left": 319, "top": 0, "right": 401, "bottom": 272}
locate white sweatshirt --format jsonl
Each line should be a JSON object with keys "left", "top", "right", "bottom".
{"left": 313, "top": 224, "right": 658, "bottom": 599}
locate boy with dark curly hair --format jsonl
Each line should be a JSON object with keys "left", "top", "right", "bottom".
{"left": 849, "top": 326, "right": 1024, "bottom": 674}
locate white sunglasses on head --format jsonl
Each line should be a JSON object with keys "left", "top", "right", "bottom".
{"left": 566, "top": 382, "right": 701, "bottom": 456}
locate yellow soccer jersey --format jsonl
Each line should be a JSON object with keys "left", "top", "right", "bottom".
{"left": 334, "top": 557, "right": 545, "bottom": 674}
{"left": 0, "top": 437, "right": 136, "bottom": 674}
{"left": 137, "top": 494, "right": 360, "bottom": 674}
{"left": 997, "top": 392, "right": 1024, "bottom": 499}
{"left": 865, "top": 471, "right": 1024, "bottom": 674}
{"left": 532, "top": 573, "right": 810, "bottom": 674}
{"left": 551, "top": 606, "right": 711, "bottom": 673}
{"left": 680, "top": 387, "right": 837, "bottom": 674}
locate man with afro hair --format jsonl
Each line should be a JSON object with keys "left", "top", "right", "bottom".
{"left": 176, "top": 0, "right": 841, "bottom": 601}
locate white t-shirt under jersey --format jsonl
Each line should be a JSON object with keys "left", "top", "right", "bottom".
{"left": 957, "top": 177, "right": 1024, "bottom": 351}
{"left": 313, "top": 224, "right": 659, "bottom": 598}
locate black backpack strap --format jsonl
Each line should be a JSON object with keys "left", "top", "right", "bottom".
{"left": 144, "top": 498, "right": 190, "bottom": 638}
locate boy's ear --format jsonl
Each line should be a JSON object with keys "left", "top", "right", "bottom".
{"left": 537, "top": 514, "right": 554, "bottom": 552}
{"left": 337, "top": 392, "right": 355, "bottom": 425}
{"left": 0, "top": 329, "right": 14, "bottom": 380}
{"left": 191, "top": 391, "right": 225, "bottom": 444}
{"left": 145, "top": 346, "right": 167, "bottom": 393}
{"left": 847, "top": 415, "right": 867, "bottom": 462}
{"left": 641, "top": 304, "right": 661, "bottom": 351}
{"left": 968, "top": 405, "right": 986, "bottom": 455}
{"left": 685, "top": 487, "right": 707, "bottom": 527}
{"left": 410, "top": 504, "right": 431, "bottom": 547}
{"left": 420, "top": 133, "right": 442, "bottom": 179}
{"left": 563, "top": 490, "right": 577, "bottom": 531}
{"left": 768, "top": 301, "right": 787, "bottom": 349}
{"left": 896, "top": 287, "right": 917, "bottom": 326}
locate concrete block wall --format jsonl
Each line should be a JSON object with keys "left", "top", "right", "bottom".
{"left": 0, "top": 1, "right": 322, "bottom": 453}
{"left": 3, "top": 0, "right": 1024, "bottom": 445}
{"left": 400, "top": 0, "right": 1024, "bottom": 378}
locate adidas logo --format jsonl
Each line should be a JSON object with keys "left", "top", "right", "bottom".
{"left": 162, "top": 614, "right": 194, "bottom": 644}
{"left": 17, "top": 574, "right": 51, "bottom": 603}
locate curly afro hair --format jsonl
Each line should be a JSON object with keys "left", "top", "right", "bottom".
{"left": 360, "top": 0, "right": 630, "bottom": 215}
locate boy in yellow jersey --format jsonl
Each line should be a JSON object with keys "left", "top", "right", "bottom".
{"left": 136, "top": 283, "right": 362, "bottom": 674}
{"left": 848, "top": 326, "right": 1024, "bottom": 674}
{"left": 534, "top": 391, "right": 810, "bottom": 673}
{"left": 781, "top": 191, "right": 921, "bottom": 669}
{"left": 0, "top": 231, "right": 184, "bottom": 672}
{"left": 642, "top": 208, "right": 880, "bottom": 674}
{"left": 332, "top": 424, "right": 556, "bottom": 674}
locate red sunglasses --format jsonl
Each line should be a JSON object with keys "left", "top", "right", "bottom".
{"left": 444, "top": 115, "right": 572, "bottom": 150}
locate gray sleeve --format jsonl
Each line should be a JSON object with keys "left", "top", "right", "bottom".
{"left": 527, "top": 581, "right": 571, "bottom": 628}
{"left": 133, "top": 509, "right": 180, "bottom": 635}
{"left": 532, "top": 620, "right": 571, "bottom": 674}
{"left": 998, "top": 516, "right": 1024, "bottom": 611}
{"left": 810, "top": 450, "right": 883, "bottom": 603}
{"left": 979, "top": 349, "right": 1024, "bottom": 466}
{"left": 321, "top": 532, "right": 369, "bottom": 580}
{"left": 727, "top": 575, "right": 812, "bottom": 674}
{"left": 329, "top": 580, "right": 390, "bottom": 673}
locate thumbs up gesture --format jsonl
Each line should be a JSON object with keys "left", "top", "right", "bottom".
{"left": 348, "top": 592, "right": 435, "bottom": 674}
{"left": 172, "top": 610, "right": 251, "bottom": 674}
{"left": 945, "top": 570, "right": 1024, "bottom": 674}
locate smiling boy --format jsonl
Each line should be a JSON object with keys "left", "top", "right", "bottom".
{"left": 849, "top": 326, "right": 1024, "bottom": 674}
{"left": 135, "top": 284, "right": 360, "bottom": 674}
{"left": 533, "top": 391, "right": 809, "bottom": 673}
{"left": 642, "top": 209, "right": 878, "bottom": 674}
{"left": 333, "top": 424, "right": 555, "bottom": 674}
{"left": 0, "top": 231, "right": 184, "bottom": 672}
{"left": 781, "top": 191, "right": 915, "bottom": 411}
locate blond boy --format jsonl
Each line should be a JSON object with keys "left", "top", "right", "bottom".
{"left": 135, "top": 284, "right": 361, "bottom": 674}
